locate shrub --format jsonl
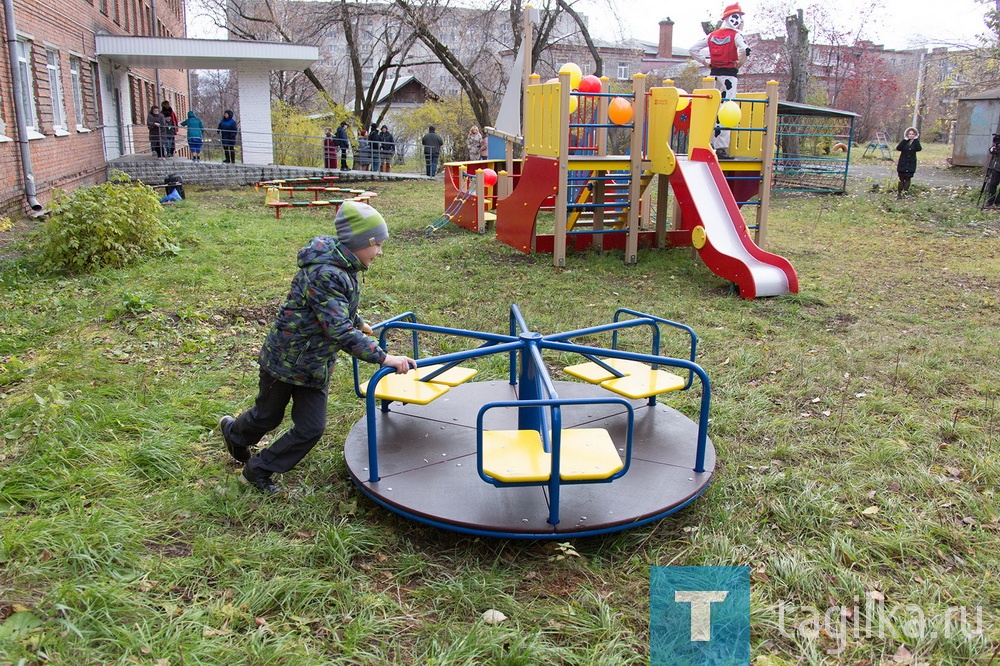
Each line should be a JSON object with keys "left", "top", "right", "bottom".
{"left": 36, "top": 172, "right": 173, "bottom": 273}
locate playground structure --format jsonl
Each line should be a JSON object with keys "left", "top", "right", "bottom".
{"left": 254, "top": 176, "right": 377, "bottom": 219}
{"left": 343, "top": 305, "right": 714, "bottom": 539}
{"left": 428, "top": 167, "right": 497, "bottom": 233}
{"left": 439, "top": 71, "right": 798, "bottom": 298}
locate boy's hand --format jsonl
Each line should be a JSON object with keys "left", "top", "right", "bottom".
{"left": 361, "top": 323, "right": 374, "bottom": 335}
{"left": 382, "top": 354, "right": 417, "bottom": 374}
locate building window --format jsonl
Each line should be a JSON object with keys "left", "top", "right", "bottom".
{"left": 90, "top": 61, "right": 102, "bottom": 126}
{"left": 617, "top": 62, "right": 630, "bottom": 81}
{"left": 70, "top": 56, "right": 87, "bottom": 129}
{"left": 47, "top": 50, "right": 69, "bottom": 134}
{"left": 15, "top": 39, "right": 39, "bottom": 132}
{"left": 100, "top": 0, "right": 108, "bottom": 15}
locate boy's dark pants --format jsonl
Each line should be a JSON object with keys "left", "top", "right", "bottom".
{"left": 228, "top": 368, "right": 328, "bottom": 476}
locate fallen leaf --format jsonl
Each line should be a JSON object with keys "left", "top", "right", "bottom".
{"left": 862, "top": 506, "right": 880, "bottom": 515}
{"left": 481, "top": 609, "right": 508, "bottom": 624}
{"left": 892, "top": 644, "right": 913, "bottom": 663}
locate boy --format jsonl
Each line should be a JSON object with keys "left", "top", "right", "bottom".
{"left": 219, "top": 201, "right": 416, "bottom": 493}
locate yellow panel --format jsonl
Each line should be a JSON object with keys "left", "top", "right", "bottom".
{"left": 559, "top": 429, "right": 624, "bottom": 480}
{"left": 359, "top": 374, "right": 450, "bottom": 405}
{"left": 731, "top": 92, "right": 767, "bottom": 158}
{"left": 482, "top": 430, "right": 550, "bottom": 482}
{"left": 647, "top": 87, "right": 679, "bottom": 175}
{"left": 600, "top": 368, "right": 686, "bottom": 399}
{"left": 566, "top": 156, "right": 635, "bottom": 171}
{"left": 414, "top": 364, "right": 478, "bottom": 387}
{"left": 564, "top": 358, "right": 652, "bottom": 383}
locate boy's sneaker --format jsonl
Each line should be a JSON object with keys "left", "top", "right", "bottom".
{"left": 716, "top": 148, "right": 735, "bottom": 160}
{"left": 240, "top": 466, "right": 282, "bottom": 494}
{"left": 219, "top": 416, "right": 250, "bottom": 463}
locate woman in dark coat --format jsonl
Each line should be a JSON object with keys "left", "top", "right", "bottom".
{"left": 218, "top": 110, "right": 239, "bottom": 163}
{"left": 378, "top": 125, "right": 395, "bottom": 173}
{"left": 895, "top": 126, "right": 921, "bottom": 199}
{"left": 161, "top": 100, "right": 179, "bottom": 157}
{"left": 146, "top": 105, "right": 165, "bottom": 158}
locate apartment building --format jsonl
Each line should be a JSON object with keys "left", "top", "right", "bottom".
{"left": 1, "top": 0, "right": 188, "bottom": 217}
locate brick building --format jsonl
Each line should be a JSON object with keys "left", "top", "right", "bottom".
{"left": 1, "top": 0, "right": 189, "bottom": 218}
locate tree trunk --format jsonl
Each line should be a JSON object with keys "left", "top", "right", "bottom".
{"left": 784, "top": 9, "right": 809, "bottom": 156}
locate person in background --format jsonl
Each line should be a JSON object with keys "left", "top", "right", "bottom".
{"left": 467, "top": 126, "right": 483, "bottom": 161}
{"left": 146, "top": 105, "right": 165, "bottom": 159}
{"left": 218, "top": 201, "right": 416, "bottom": 494}
{"left": 357, "top": 129, "right": 372, "bottom": 171}
{"left": 218, "top": 110, "right": 239, "bottom": 164}
{"left": 368, "top": 124, "right": 381, "bottom": 171}
{"left": 161, "top": 100, "right": 179, "bottom": 157}
{"left": 180, "top": 110, "right": 204, "bottom": 161}
{"left": 688, "top": 3, "right": 751, "bottom": 160}
{"left": 479, "top": 130, "right": 489, "bottom": 159}
{"left": 335, "top": 121, "right": 351, "bottom": 170}
{"left": 895, "top": 127, "right": 921, "bottom": 199}
{"left": 323, "top": 128, "right": 337, "bottom": 169}
{"left": 378, "top": 125, "right": 395, "bottom": 173}
{"left": 421, "top": 125, "right": 444, "bottom": 177}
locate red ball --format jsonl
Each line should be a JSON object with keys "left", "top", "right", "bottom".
{"left": 481, "top": 168, "right": 498, "bottom": 187}
{"left": 578, "top": 75, "right": 602, "bottom": 93}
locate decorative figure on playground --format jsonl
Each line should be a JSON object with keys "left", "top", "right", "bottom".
{"left": 688, "top": 3, "right": 751, "bottom": 160}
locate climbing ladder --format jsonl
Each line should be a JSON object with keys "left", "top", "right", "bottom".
{"left": 862, "top": 131, "right": 893, "bottom": 160}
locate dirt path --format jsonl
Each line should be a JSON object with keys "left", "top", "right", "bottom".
{"left": 848, "top": 161, "right": 984, "bottom": 189}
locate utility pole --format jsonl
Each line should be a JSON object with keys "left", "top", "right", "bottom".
{"left": 911, "top": 49, "right": 925, "bottom": 130}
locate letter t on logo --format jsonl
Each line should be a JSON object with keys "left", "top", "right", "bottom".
{"left": 674, "top": 591, "right": 729, "bottom": 641}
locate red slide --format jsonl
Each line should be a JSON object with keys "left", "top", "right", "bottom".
{"left": 669, "top": 148, "right": 798, "bottom": 299}
{"left": 495, "top": 156, "right": 560, "bottom": 253}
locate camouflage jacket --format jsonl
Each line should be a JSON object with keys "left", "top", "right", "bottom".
{"left": 258, "top": 236, "right": 386, "bottom": 388}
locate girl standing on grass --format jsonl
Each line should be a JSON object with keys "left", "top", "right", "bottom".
{"left": 895, "top": 127, "right": 922, "bottom": 199}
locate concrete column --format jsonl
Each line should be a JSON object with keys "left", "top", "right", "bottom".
{"left": 236, "top": 66, "right": 273, "bottom": 165}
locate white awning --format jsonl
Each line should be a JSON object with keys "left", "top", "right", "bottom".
{"left": 94, "top": 36, "right": 318, "bottom": 71}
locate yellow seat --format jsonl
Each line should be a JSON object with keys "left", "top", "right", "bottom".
{"left": 359, "top": 373, "right": 450, "bottom": 405}
{"left": 563, "top": 358, "right": 651, "bottom": 383}
{"left": 599, "top": 368, "right": 685, "bottom": 399}
{"left": 414, "top": 364, "right": 478, "bottom": 387}
{"left": 481, "top": 429, "right": 623, "bottom": 483}
{"left": 564, "top": 358, "right": 685, "bottom": 399}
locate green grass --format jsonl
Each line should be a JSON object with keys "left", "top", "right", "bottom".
{"left": 0, "top": 175, "right": 998, "bottom": 664}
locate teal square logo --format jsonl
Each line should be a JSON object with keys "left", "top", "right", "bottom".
{"left": 650, "top": 566, "right": 750, "bottom": 665}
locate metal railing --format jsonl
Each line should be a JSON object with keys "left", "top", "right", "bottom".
{"left": 108, "top": 124, "right": 434, "bottom": 171}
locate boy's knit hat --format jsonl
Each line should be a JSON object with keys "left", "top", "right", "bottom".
{"left": 335, "top": 200, "right": 389, "bottom": 251}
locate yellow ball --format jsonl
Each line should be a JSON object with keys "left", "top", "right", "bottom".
{"left": 675, "top": 88, "right": 691, "bottom": 111}
{"left": 559, "top": 62, "right": 583, "bottom": 90}
{"left": 718, "top": 100, "right": 742, "bottom": 128}
{"left": 568, "top": 95, "right": 579, "bottom": 114}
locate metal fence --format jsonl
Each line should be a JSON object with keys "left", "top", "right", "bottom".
{"left": 113, "top": 125, "right": 428, "bottom": 171}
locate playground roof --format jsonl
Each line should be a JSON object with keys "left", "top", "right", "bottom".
{"left": 957, "top": 87, "right": 1000, "bottom": 101}
{"left": 777, "top": 101, "right": 858, "bottom": 118}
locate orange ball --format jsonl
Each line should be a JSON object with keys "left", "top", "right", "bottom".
{"left": 608, "top": 97, "right": 633, "bottom": 125}
{"left": 481, "top": 168, "right": 498, "bottom": 187}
